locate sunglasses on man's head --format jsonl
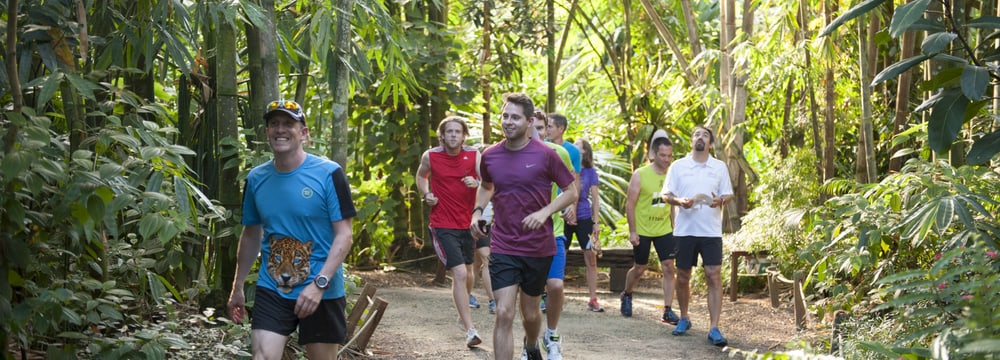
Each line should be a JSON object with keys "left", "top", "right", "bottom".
{"left": 268, "top": 100, "right": 302, "bottom": 113}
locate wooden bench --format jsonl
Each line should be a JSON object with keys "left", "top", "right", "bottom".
{"left": 728, "top": 250, "right": 771, "bottom": 301}
{"left": 565, "top": 248, "right": 633, "bottom": 292}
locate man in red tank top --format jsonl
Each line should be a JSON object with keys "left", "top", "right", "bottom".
{"left": 415, "top": 116, "right": 484, "bottom": 349}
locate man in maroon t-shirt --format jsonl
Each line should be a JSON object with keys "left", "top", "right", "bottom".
{"left": 470, "top": 93, "right": 578, "bottom": 360}
{"left": 415, "top": 116, "right": 484, "bottom": 349}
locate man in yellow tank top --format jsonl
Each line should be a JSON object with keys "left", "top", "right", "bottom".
{"left": 622, "top": 129, "right": 680, "bottom": 325}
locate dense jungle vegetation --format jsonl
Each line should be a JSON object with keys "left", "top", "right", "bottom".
{"left": 0, "top": 0, "right": 998, "bottom": 358}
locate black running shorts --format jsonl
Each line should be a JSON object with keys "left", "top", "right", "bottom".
{"left": 432, "top": 227, "right": 475, "bottom": 269}
{"left": 489, "top": 253, "right": 552, "bottom": 297}
{"left": 674, "top": 236, "right": 723, "bottom": 269}
{"left": 251, "top": 287, "right": 347, "bottom": 345}
{"left": 633, "top": 232, "right": 677, "bottom": 265}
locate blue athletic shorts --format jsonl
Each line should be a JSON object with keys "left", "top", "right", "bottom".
{"left": 548, "top": 236, "right": 567, "bottom": 279}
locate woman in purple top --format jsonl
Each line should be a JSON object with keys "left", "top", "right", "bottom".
{"left": 565, "top": 138, "right": 604, "bottom": 312}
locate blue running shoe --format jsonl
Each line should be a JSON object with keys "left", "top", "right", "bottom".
{"left": 488, "top": 299, "right": 496, "bottom": 314}
{"left": 619, "top": 292, "right": 633, "bottom": 317}
{"left": 672, "top": 317, "right": 691, "bottom": 336}
{"left": 540, "top": 293, "right": 547, "bottom": 313}
{"left": 661, "top": 307, "right": 680, "bottom": 325}
{"left": 708, "top": 327, "right": 728, "bottom": 347}
{"left": 469, "top": 294, "right": 481, "bottom": 309}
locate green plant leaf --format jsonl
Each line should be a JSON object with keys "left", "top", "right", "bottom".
{"left": 922, "top": 32, "right": 958, "bottom": 55}
{"left": 146, "top": 271, "right": 167, "bottom": 305}
{"left": 935, "top": 197, "right": 955, "bottom": 234}
{"left": 87, "top": 194, "right": 106, "bottom": 228}
{"left": 64, "top": 73, "right": 103, "bottom": 101}
{"left": 139, "top": 214, "right": 164, "bottom": 241}
{"left": 966, "top": 16, "right": 1000, "bottom": 29}
{"left": 928, "top": 89, "right": 969, "bottom": 154}
{"left": 37, "top": 72, "right": 63, "bottom": 107}
{"left": 891, "top": 0, "right": 932, "bottom": 38}
{"left": 963, "top": 339, "right": 1000, "bottom": 354}
{"left": 159, "top": 333, "right": 193, "bottom": 349}
{"left": 820, "top": 0, "right": 887, "bottom": 37}
{"left": 141, "top": 342, "right": 166, "bottom": 360}
{"left": 960, "top": 65, "right": 989, "bottom": 100}
{"left": 873, "top": 54, "right": 931, "bottom": 86}
{"left": 967, "top": 130, "right": 1000, "bottom": 164}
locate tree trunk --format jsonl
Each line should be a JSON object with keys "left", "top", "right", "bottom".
{"left": 480, "top": 0, "right": 492, "bottom": 144}
{"left": 546, "top": 0, "right": 556, "bottom": 112}
{"left": 245, "top": 0, "right": 280, "bottom": 149}
{"left": 822, "top": 0, "right": 837, "bottom": 182}
{"left": 680, "top": 0, "right": 701, "bottom": 57}
{"left": 801, "top": 0, "right": 824, "bottom": 184}
{"left": 1, "top": 0, "right": 21, "bottom": 354}
{"left": 856, "top": 15, "right": 877, "bottom": 183}
{"left": 779, "top": 77, "right": 797, "bottom": 158}
{"left": 214, "top": 15, "right": 241, "bottom": 306}
{"left": 888, "top": 8, "right": 916, "bottom": 172}
{"left": 329, "top": 0, "right": 355, "bottom": 166}
{"left": 639, "top": 0, "right": 697, "bottom": 85}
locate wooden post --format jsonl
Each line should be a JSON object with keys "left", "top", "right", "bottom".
{"left": 346, "top": 283, "right": 377, "bottom": 337}
{"left": 767, "top": 268, "right": 780, "bottom": 308}
{"left": 355, "top": 297, "right": 389, "bottom": 353}
{"left": 793, "top": 273, "right": 806, "bottom": 330}
{"left": 729, "top": 251, "right": 743, "bottom": 301}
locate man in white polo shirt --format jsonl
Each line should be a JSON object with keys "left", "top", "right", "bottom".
{"left": 660, "top": 125, "right": 733, "bottom": 347}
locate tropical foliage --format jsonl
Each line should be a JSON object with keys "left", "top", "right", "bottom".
{"left": 1, "top": 0, "right": 999, "bottom": 358}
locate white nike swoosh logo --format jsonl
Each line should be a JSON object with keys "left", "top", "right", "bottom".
{"left": 526, "top": 164, "right": 536, "bottom": 168}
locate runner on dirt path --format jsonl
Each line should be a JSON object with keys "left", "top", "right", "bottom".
{"left": 567, "top": 137, "right": 605, "bottom": 313}
{"left": 623, "top": 129, "right": 681, "bottom": 326}
{"left": 470, "top": 93, "right": 578, "bottom": 360}
{"left": 415, "top": 116, "right": 485, "bottom": 349}
{"left": 228, "top": 99, "right": 356, "bottom": 360}
{"left": 661, "top": 125, "right": 734, "bottom": 347}
{"left": 533, "top": 111, "right": 574, "bottom": 360}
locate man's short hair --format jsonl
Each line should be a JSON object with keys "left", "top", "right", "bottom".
{"left": 437, "top": 116, "right": 470, "bottom": 137}
{"left": 648, "top": 129, "right": 672, "bottom": 159}
{"left": 502, "top": 92, "right": 534, "bottom": 121}
{"left": 533, "top": 110, "right": 548, "bottom": 126}
{"left": 694, "top": 124, "right": 715, "bottom": 144}
{"left": 651, "top": 137, "right": 672, "bottom": 153}
{"left": 548, "top": 113, "right": 568, "bottom": 129}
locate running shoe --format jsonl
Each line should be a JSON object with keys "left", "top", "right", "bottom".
{"left": 488, "top": 299, "right": 496, "bottom": 314}
{"left": 546, "top": 342, "right": 562, "bottom": 360}
{"left": 619, "top": 292, "right": 632, "bottom": 317}
{"left": 661, "top": 307, "right": 680, "bottom": 325}
{"left": 520, "top": 338, "right": 543, "bottom": 360}
{"left": 708, "top": 327, "right": 728, "bottom": 347}
{"left": 587, "top": 298, "right": 605, "bottom": 312}
{"left": 672, "top": 317, "right": 691, "bottom": 336}
{"left": 541, "top": 330, "right": 560, "bottom": 352}
{"left": 540, "top": 292, "right": 547, "bottom": 313}
{"left": 466, "top": 329, "right": 482, "bottom": 348}
{"left": 469, "top": 294, "right": 481, "bottom": 309}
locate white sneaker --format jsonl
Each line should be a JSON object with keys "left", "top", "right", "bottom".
{"left": 546, "top": 342, "right": 562, "bottom": 360}
{"left": 466, "top": 329, "right": 482, "bottom": 348}
{"left": 541, "top": 331, "right": 560, "bottom": 352}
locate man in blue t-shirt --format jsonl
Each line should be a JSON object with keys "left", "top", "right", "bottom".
{"left": 228, "top": 99, "right": 356, "bottom": 360}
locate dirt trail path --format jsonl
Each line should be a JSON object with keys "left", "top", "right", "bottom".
{"left": 355, "top": 270, "right": 800, "bottom": 359}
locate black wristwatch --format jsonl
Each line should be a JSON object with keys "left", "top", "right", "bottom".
{"left": 313, "top": 275, "right": 330, "bottom": 290}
